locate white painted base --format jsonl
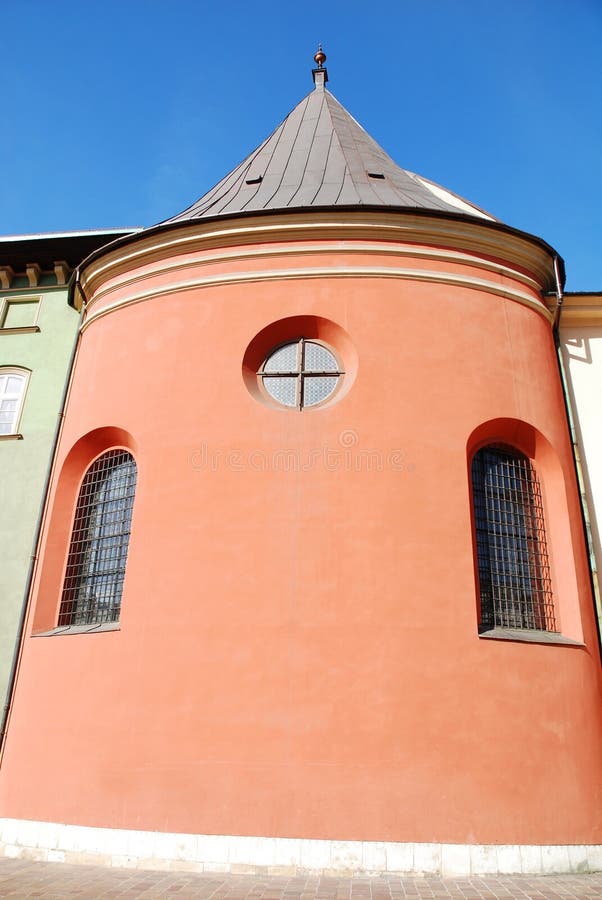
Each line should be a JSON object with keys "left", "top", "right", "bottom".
{"left": 0, "top": 819, "right": 600, "bottom": 876}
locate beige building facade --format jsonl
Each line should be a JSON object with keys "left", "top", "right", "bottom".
{"left": 560, "top": 292, "right": 602, "bottom": 633}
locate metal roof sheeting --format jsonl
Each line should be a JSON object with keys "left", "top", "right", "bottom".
{"left": 162, "top": 83, "right": 496, "bottom": 224}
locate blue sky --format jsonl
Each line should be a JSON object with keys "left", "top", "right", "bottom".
{"left": 1, "top": 0, "right": 600, "bottom": 289}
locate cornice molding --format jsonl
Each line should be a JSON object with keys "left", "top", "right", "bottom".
{"left": 0, "top": 262, "right": 72, "bottom": 291}
{"left": 559, "top": 294, "right": 602, "bottom": 328}
{"left": 53, "top": 261, "right": 71, "bottom": 286}
{"left": 78, "top": 212, "right": 556, "bottom": 307}
{"left": 0, "top": 267, "right": 14, "bottom": 290}
{"left": 25, "top": 263, "right": 42, "bottom": 288}
{"left": 79, "top": 264, "right": 551, "bottom": 335}
{"left": 84, "top": 240, "right": 541, "bottom": 314}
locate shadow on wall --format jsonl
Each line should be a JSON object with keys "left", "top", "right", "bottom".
{"left": 565, "top": 336, "right": 593, "bottom": 365}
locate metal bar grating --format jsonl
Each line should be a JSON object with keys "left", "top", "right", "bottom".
{"left": 259, "top": 338, "right": 344, "bottom": 409}
{"left": 472, "top": 444, "right": 556, "bottom": 632}
{"left": 58, "top": 450, "right": 137, "bottom": 627}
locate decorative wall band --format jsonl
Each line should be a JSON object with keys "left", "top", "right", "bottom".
{"left": 0, "top": 819, "right": 600, "bottom": 876}
{"left": 79, "top": 213, "right": 556, "bottom": 300}
{"left": 80, "top": 266, "right": 551, "bottom": 335}
{"left": 86, "top": 242, "right": 540, "bottom": 310}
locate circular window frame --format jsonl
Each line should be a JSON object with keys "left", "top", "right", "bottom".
{"left": 257, "top": 337, "right": 345, "bottom": 411}
{"left": 242, "top": 315, "right": 357, "bottom": 411}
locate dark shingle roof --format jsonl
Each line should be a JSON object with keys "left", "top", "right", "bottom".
{"left": 161, "top": 77, "right": 496, "bottom": 225}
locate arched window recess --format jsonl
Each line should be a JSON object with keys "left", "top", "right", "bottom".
{"left": 58, "top": 449, "right": 137, "bottom": 628}
{"left": 0, "top": 367, "right": 30, "bottom": 437}
{"left": 471, "top": 443, "right": 557, "bottom": 633}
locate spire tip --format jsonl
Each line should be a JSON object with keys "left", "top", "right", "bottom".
{"left": 312, "top": 44, "right": 328, "bottom": 89}
{"left": 313, "top": 44, "right": 326, "bottom": 68}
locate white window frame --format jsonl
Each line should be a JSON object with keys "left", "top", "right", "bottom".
{"left": 0, "top": 295, "right": 41, "bottom": 332}
{"left": 0, "top": 367, "right": 30, "bottom": 437}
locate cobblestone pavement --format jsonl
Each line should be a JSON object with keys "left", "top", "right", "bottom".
{"left": 0, "top": 860, "right": 601, "bottom": 900}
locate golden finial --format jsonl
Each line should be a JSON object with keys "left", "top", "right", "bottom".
{"left": 314, "top": 44, "right": 326, "bottom": 69}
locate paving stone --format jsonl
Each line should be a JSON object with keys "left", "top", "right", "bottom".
{"left": 0, "top": 859, "right": 601, "bottom": 899}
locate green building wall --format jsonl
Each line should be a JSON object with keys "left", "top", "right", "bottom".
{"left": 0, "top": 229, "right": 137, "bottom": 719}
{"left": 0, "top": 284, "right": 78, "bottom": 709}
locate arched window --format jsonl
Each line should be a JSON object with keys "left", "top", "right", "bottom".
{"left": 471, "top": 444, "right": 556, "bottom": 632}
{"left": 58, "top": 450, "right": 137, "bottom": 627}
{"left": 0, "top": 368, "right": 29, "bottom": 435}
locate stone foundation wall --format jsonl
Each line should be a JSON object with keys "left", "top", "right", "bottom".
{"left": 0, "top": 820, "right": 600, "bottom": 876}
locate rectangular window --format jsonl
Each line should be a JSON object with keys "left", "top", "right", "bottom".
{"left": 0, "top": 297, "right": 40, "bottom": 329}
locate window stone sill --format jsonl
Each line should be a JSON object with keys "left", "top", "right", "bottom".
{"left": 0, "top": 433, "right": 23, "bottom": 441}
{"left": 0, "top": 326, "right": 40, "bottom": 335}
{"left": 32, "top": 622, "right": 120, "bottom": 637}
{"left": 478, "top": 627, "right": 584, "bottom": 647}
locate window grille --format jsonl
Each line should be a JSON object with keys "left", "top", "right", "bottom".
{"left": 258, "top": 338, "right": 343, "bottom": 409}
{"left": 58, "top": 450, "right": 137, "bottom": 627}
{"left": 471, "top": 444, "right": 556, "bottom": 632}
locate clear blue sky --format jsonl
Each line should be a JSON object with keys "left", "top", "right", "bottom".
{"left": 2, "top": 0, "right": 600, "bottom": 289}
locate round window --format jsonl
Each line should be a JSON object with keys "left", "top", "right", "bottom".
{"left": 258, "top": 338, "right": 344, "bottom": 410}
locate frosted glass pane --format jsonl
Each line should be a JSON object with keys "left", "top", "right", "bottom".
{"left": 263, "top": 343, "right": 298, "bottom": 373}
{"left": 1, "top": 400, "right": 17, "bottom": 411}
{"left": 303, "top": 376, "right": 339, "bottom": 407}
{"left": 6, "top": 376, "right": 23, "bottom": 394}
{"left": 3, "top": 301, "right": 38, "bottom": 328}
{"left": 263, "top": 376, "right": 298, "bottom": 406}
{"left": 0, "top": 409, "right": 15, "bottom": 429}
{"left": 304, "top": 342, "right": 338, "bottom": 373}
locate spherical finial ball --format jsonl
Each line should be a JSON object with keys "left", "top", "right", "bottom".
{"left": 314, "top": 45, "right": 326, "bottom": 68}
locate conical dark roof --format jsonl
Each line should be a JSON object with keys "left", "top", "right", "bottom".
{"left": 162, "top": 67, "right": 496, "bottom": 225}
